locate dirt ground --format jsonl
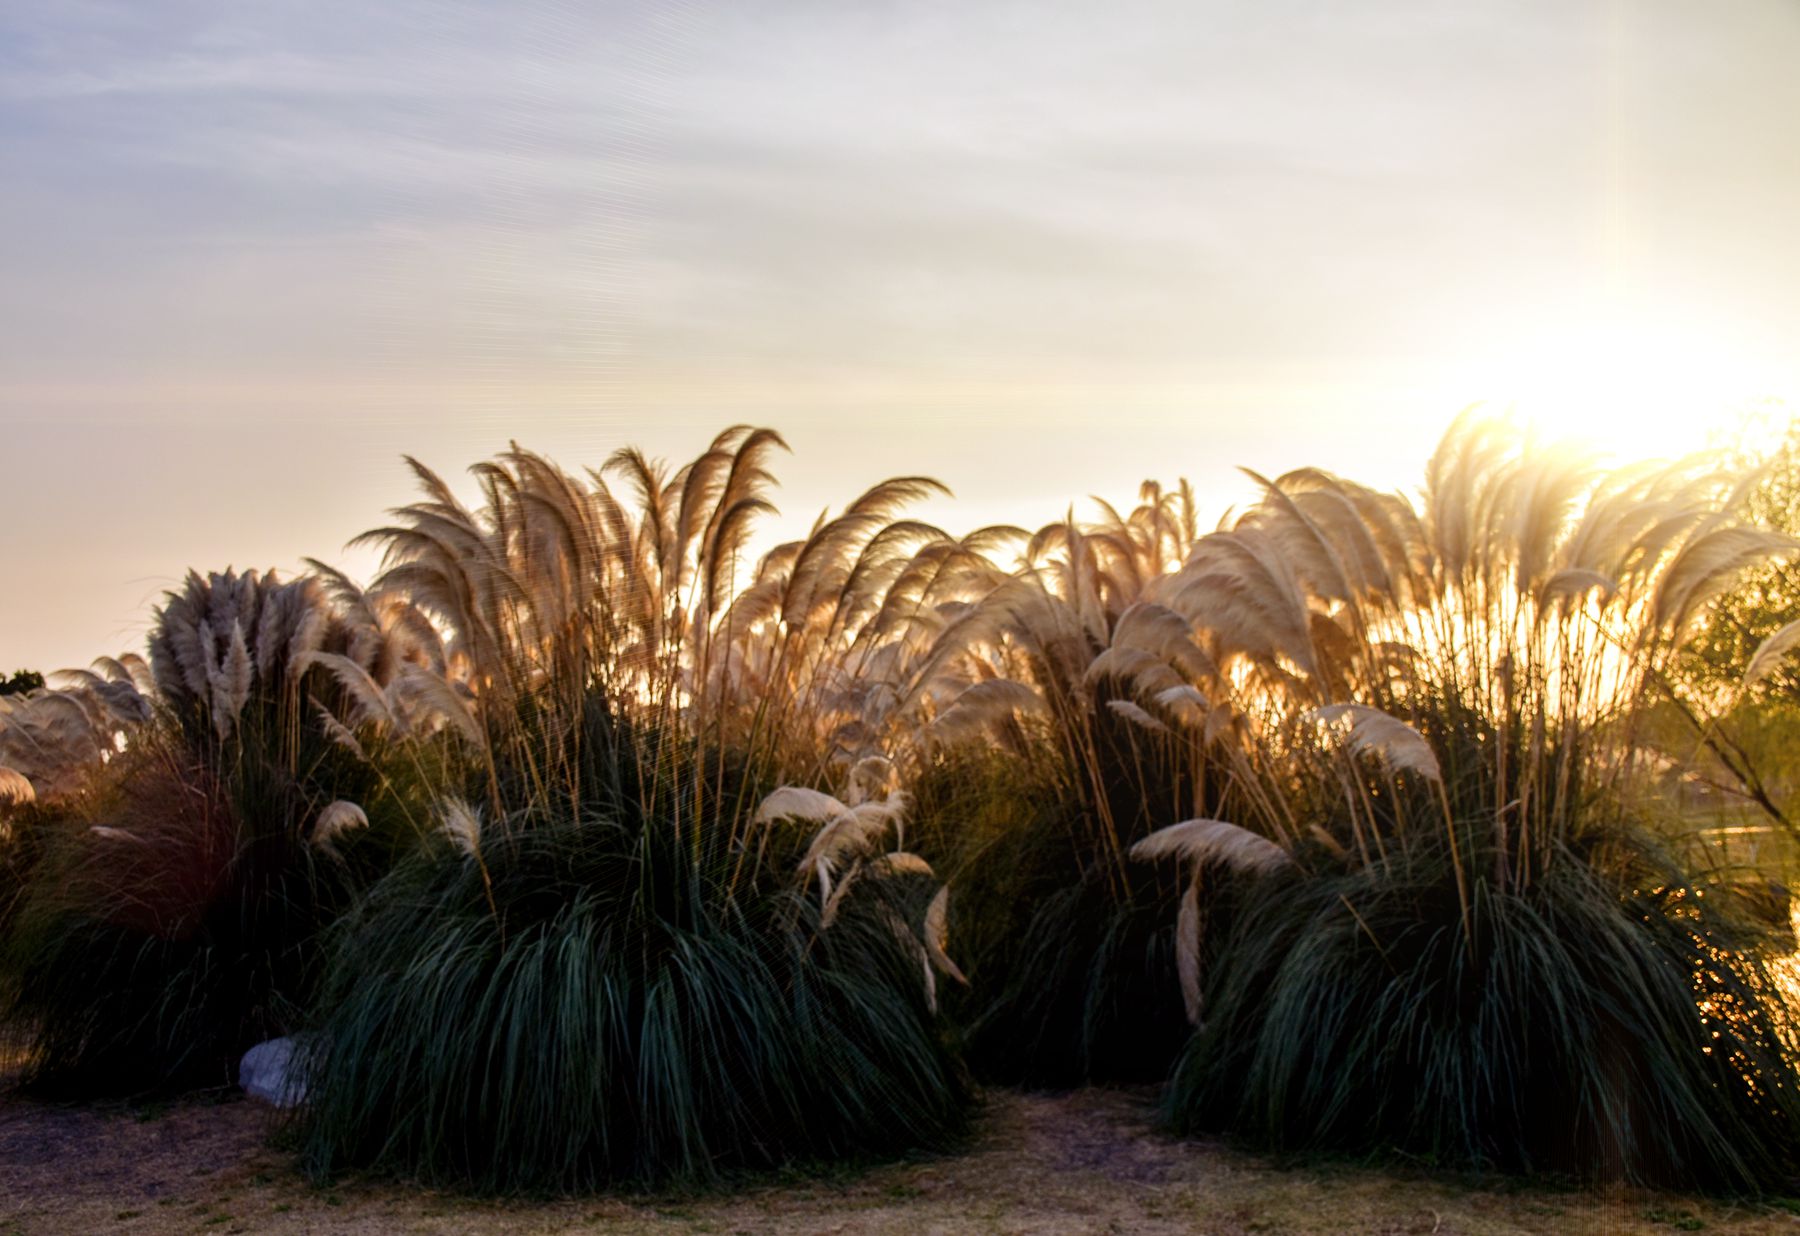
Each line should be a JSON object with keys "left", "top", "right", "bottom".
{"left": 4, "top": 1079, "right": 1800, "bottom": 1235}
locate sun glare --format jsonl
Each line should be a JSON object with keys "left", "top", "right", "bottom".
{"left": 1454, "top": 308, "right": 1787, "bottom": 463}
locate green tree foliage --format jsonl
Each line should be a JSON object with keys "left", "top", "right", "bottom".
{"left": 1662, "top": 413, "right": 1800, "bottom": 835}
{"left": 1681, "top": 414, "right": 1800, "bottom": 703}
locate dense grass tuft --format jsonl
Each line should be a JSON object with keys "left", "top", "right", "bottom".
{"left": 2, "top": 739, "right": 396, "bottom": 1095}
{"left": 959, "top": 865, "right": 1192, "bottom": 1086}
{"left": 917, "top": 760, "right": 1191, "bottom": 1085}
{"left": 300, "top": 809, "right": 969, "bottom": 1193}
{"left": 2, "top": 566, "right": 429, "bottom": 1095}
{"left": 1166, "top": 834, "right": 1800, "bottom": 1192}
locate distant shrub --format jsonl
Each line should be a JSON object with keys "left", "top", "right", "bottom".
{"left": 0, "top": 670, "right": 44, "bottom": 698}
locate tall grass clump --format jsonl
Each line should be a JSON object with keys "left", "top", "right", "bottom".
{"left": 299, "top": 430, "right": 973, "bottom": 1192}
{"left": 305, "top": 725, "right": 965, "bottom": 1191}
{"left": 3, "top": 570, "right": 432, "bottom": 1095}
{"left": 907, "top": 481, "right": 1258, "bottom": 1083}
{"left": 1143, "top": 413, "right": 1800, "bottom": 1189}
{"left": 1177, "top": 838, "right": 1800, "bottom": 1188}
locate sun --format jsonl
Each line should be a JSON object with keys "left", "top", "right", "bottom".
{"left": 1449, "top": 305, "right": 1788, "bottom": 463}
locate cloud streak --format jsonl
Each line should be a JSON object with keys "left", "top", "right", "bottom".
{"left": 4, "top": 0, "right": 1800, "bottom": 669}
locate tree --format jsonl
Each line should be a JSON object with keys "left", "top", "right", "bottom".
{"left": 1658, "top": 412, "right": 1800, "bottom": 837}
{"left": 1680, "top": 412, "right": 1800, "bottom": 702}
{"left": 0, "top": 670, "right": 44, "bottom": 698}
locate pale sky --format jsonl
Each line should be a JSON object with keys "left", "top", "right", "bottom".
{"left": 5, "top": 1, "right": 1800, "bottom": 671}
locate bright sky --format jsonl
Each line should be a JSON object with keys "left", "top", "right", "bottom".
{"left": 4, "top": 1, "right": 1800, "bottom": 671}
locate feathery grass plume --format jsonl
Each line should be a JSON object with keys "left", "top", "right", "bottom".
{"left": 1142, "top": 411, "right": 1800, "bottom": 1187}
{"left": 1306, "top": 704, "right": 1442, "bottom": 782}
{"left": 1129, "top": 818, "right": 1294, "bottom": 1026}
{"left": 903, "top": 482, "right": 1233, "bottom": 1083}
{"left": 0, "top": 767, "right": 34, "bottom": 809}
{"left": 437, "top": 797, "right": 483, "bottom": 858}
{"left": 144, "top": 567, "right": 444, "bottom": 764}
{"left": 0, "top": 657, "right": 151, "bottom": 801}
{"left": 1130, "top": 817, "right": 1292, "bottom": 875}
{"left": 310, "top": 801, "right": 369, "bottom": 861}
{"left": 351, "top": 432, "right": 967, "bottom": 827}
{"left": 300, "top": 430, "right": 974, "bottom": 1191}
{"left": 757, "top": 775, "right": 962, "bottom": 1008}
{"left": 923, "top": 884, "right": 968, "bottom": 988}
{"left": 753, "top": 785, "right": 848, "bottom": 826}
{"left": 790, "top": 796, "right": 910, "bottom": 903}
{"left": 4, "top": 567, "right": 427, "bottom": 1097}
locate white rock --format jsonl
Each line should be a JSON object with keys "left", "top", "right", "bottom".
{"left": 238, "top": 1035, "right": 311, "bottom": 1108}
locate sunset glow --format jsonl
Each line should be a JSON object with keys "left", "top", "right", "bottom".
{"left": 1457, "top": 307, "right": 1785, "bottom": 462}
{"left": 5, "top": 2, "right": 1800, "bottom": 671}
{"left": 9, "top": 4, "right": 1800, "bottom": 1214}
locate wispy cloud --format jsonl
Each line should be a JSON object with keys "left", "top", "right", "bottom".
{"left": 4, "top": 0, "right": 1800, "bottom": 669}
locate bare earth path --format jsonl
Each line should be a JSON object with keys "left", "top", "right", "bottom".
{"left": 4, "top": 1082, "right": 1799, "bottom": 1235}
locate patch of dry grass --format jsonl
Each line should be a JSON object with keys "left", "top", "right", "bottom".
{"left": 3, "top": 1083, "right": 1798, "bottom": 1235}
